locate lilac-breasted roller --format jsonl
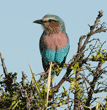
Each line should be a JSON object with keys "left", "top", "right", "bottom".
{"left": 33, "top": 14, "right": 70, "bottom": 76}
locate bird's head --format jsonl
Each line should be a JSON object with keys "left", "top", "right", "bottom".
{"left": 33, "top": 14, "right": 66, "bottom": 34}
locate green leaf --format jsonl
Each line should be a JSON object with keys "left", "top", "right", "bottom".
{"left": 11, "top": 101, "right": 19, "bottom": 110}
{"left": 99, "top": 81, "right": 102, "bottom": 83}
{"left": 97, "top": 45, "right": 100, "bottom": 47}
{"left": 56, "top": 97, "right": 60, "bottom": 101}
{"left": 101, "top": 58, "right": 105, "bottom": 63}
{"left": 97, "top": 51, "right": 100, "bottom": 55}
{"left": 9, "top": 101, "right": 16, "bottom": 109}
{"left": 89, "top": 44, "right": 92, "bottom": 47}
{"left": 89, "top": 64, "right": 91, "bottom": 66}
{"left": 63, "top": 99, "right": 66, "bottom": 104}
{"left": 83, "top": 97, "right": 88, "bottom": 101}
{"left": 103, "top": 49, "right": 106, "bottom": 51}
{"left": 74, "top": 69, "right": 76, "bottom": 73}
{"left": 74, "top": 62, "right": 79, "bottom": 68}
{"left": 97, "top": 53, "right": 103, "bottom": 58}
{"left": 71, "top": 59, "right": 74, "bottom": 62}
{"left": 52, "top": 77, "right": 55, "bottom": 81}
{"left": 91, "top": 55, "right": 94, "bottom": 58}
{"left": 71, "top": 66, "right": 74, "bottom": 69}
{"left": 59, "top": 102, "right": 62, "bottom": 106}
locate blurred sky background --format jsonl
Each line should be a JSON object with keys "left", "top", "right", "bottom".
{"left": 0, "top": 1, "right": 107, "bottom": 109}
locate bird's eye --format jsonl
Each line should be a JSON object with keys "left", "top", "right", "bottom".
{"left": 49, "top": 19, "right": 52, "bottom": 22}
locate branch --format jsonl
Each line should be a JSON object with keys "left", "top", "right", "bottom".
{"left": 54, "top": 10, "right": 107, "bottom": 91}
{"left": 0, "top": 52, "right": 8, "bottom": 77}
{"left": 86, "top": 57, "right": 107, "bottom": 62}
{"left": 94, "top": 88, "right": 107, "bottom": 93}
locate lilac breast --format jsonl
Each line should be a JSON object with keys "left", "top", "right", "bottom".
{"left": 43, "top": 32, "right": 68, "bottom": 50}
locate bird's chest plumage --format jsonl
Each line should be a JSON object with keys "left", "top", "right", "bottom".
{"left": 39, "top": 32, "right": 69, "bottom": 63}
{"left": 42, "top": 33, "right": 68, "bottom": 50}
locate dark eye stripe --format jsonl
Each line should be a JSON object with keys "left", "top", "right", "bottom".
{"left": 48, "top": 19, "right": 57, "bottom": 22}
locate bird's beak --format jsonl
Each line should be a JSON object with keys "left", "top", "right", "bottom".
{"left": 33, "top": 19, "right": 44, "bottom": 24}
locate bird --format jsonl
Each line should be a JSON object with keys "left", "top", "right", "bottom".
{"left": 33, "top": 14, "right": 70, "bottom": 77}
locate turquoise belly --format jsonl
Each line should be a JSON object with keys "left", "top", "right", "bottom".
{"left": 41, "top": 43, "right": 69, "bottom": 64}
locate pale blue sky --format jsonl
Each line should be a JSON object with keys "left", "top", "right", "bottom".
{"left": 0, "top": 1, "right": 107, "bottom": 109}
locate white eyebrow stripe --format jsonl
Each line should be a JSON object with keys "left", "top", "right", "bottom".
{"left": 42, "top": 17, "right": 56, "bottom": 21}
